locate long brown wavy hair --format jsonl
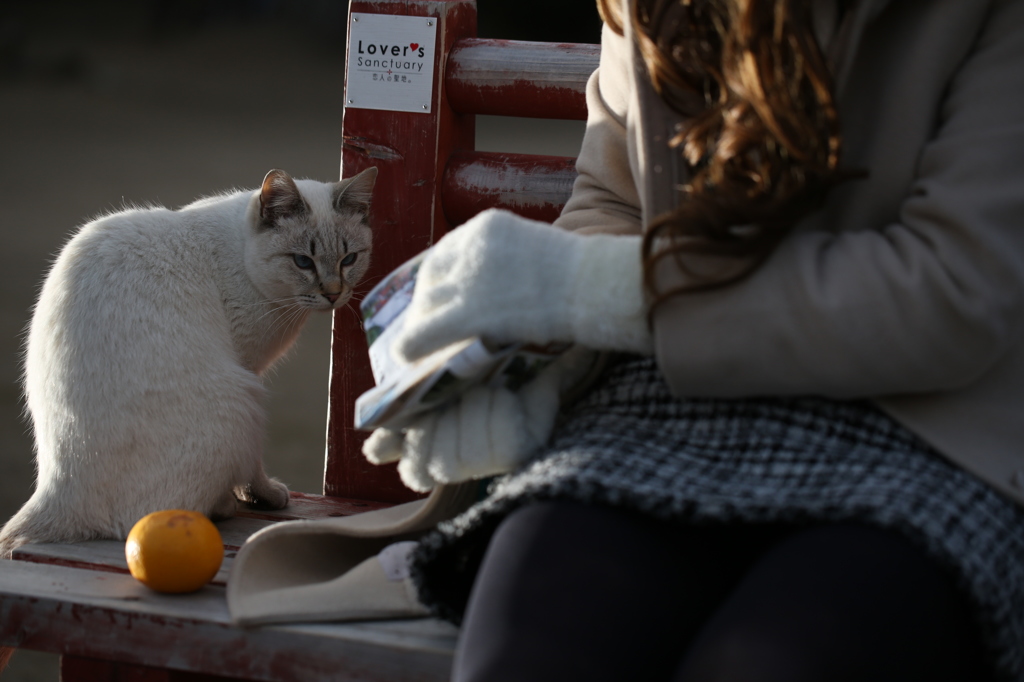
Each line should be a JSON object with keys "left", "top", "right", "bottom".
{"left": 598, "top": 0, "right": 851, "bottom": 309}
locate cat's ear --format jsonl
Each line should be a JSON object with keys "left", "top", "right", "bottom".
{"left": 260, "top": 169, "right": 307, "bottom": 223}
{"left": 333, "top": 166, "right": 378, "bottom": 214}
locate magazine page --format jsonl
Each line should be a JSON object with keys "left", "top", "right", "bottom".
{"left": 359, "top": 251, "right": 426, "bottom": 388}
{"left": 354, "top": 251, "right": 567, "bottom": 431}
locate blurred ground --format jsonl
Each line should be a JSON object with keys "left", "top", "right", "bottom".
{"left": 0, "top": 1, "right": 590, "bottom": 678}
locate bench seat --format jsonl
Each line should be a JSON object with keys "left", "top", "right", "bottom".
{"left": 0, "top": 493, "right": 456, "bottom": 682}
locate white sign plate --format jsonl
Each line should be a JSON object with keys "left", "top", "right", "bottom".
{"left": 345, "top": 13, "right": 438, "bottom": 114}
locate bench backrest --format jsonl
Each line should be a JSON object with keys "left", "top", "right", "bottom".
{"left": 326, "top": 0, "right": 599, "bottom": 503}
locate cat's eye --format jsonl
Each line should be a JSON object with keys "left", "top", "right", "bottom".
{"left": 293, "top": 254, "right": 315, "bottom": 270}
{"left": 341, "top": 253, "right": 358, "bottom": 267}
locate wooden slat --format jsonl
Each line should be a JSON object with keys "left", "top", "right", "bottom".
{"left": 15, "top": 537, "right": 238, "bottom": 587}
{"left": 0, "top": 561, "right": 455, "bottom": 682}
{"left": 10, "top": 492, "right": 394, "bottom": 585}
{"left": 233, "top": 491, "right": 393, "bottom": 522}
{"left": 445, "top": 38, "right": 598, "bottom": 120}
{"left": 441, "top": 151, "right": 577, "bottom": 225}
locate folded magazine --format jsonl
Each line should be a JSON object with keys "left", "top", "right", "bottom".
{"left": 354, "top": 251, "right": 568, "bottom": 431}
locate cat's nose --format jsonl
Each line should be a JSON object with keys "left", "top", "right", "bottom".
{"left": 323, "top": 292, "right": 340, "bottom": 304}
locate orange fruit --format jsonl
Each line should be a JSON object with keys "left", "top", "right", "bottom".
{"left": 125, "top": 510, "right": 224, "bottom": 593}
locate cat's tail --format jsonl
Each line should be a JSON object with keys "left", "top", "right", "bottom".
{"left": 0, "top": 521, "right": 22, "bottom": 561}
{"left": 0, "top": 492, "right": 67, "bottom": 560}
{"left": 0, "top": 509, "right": 35, "bottom": 561}
{"left": 0, "top": 526, "right": 24, "bottom": 561}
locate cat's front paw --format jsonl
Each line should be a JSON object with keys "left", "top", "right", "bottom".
{"left": 236, "top": 477, "right": 290, "bottom": 510}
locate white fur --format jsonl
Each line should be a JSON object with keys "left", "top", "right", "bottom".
{"left": 0, "top": 169, "right": 376, "bottom": 557}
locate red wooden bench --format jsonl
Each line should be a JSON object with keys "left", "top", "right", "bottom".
{"left": 0, "top": 1, "right": 597, "bottom": 679}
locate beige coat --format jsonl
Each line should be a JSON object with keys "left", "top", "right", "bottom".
{"left": 554, "top": 0, "right": 1024, "bottom": 507}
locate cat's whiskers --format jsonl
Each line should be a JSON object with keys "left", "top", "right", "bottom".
{"left": 258, "top": 299, "right": 320, "bottom": 348}
{"left": 258, "top": 302, "right": 305, "bottom": 342}
{"left": 341, "top": 302, "right": 364, "bottom": 329}
{"left": 350, "top": 282, "right": 374, "bottom": 300}
{"left": 250, "top": 297, "right": 305, "bottom": 326}
{"left": 240, "top": 295, "right": 303, "bottom": 315}
{"left": 238, "top": 294, "right": 301, "bottom": 306}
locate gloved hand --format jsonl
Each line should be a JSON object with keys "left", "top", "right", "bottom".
{"left": 363, "top": 347, "right": 598, "bottom": 492}
{"left": 393, "top": 208, "right": 652, "bottom": 364}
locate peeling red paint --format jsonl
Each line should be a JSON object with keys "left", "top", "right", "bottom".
{"left": 446, "top": 38, "right": 598, "bottom": 120}
{"left": 341, "top": 137, "right": 404, "bottom": 162}
{"left": 442, "top": 151, "right": 577, "bottom": 225}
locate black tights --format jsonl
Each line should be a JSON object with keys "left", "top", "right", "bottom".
{"left": 453, "top": 501, "right": 989, "bottom": 682}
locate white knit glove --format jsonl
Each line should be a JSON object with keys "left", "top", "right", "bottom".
{"left": 363, "top": 347, "right": 597, "bottom": 492}
{"left": 394, "top": 208, "right": 651, "bottom": 363}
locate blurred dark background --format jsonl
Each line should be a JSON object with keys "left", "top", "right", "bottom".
{"left": 0, "top": 0, "right": 593, "bottom": 679}
{"left": 0, "top": 0, "right": 601, "bottom": 79}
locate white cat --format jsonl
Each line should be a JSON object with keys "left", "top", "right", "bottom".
{"left": 0, "top": 168, "right": 377, "bottom": 558}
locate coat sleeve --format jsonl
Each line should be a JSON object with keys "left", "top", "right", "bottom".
{"left": 653, "top": 0, "right": 1024, "bottom": 398}
{"left": 553, "top": 24, "right": 644, "bottom": 237}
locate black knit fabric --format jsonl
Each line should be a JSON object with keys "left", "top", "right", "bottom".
{"left": 410, "top": 355, "right": 1024, "bottom": 681}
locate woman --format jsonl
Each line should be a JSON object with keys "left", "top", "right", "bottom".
{"left": 365, "top": 0, "right": 1024, "bottom": 679}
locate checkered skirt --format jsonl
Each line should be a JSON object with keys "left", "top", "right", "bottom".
{"left": 411, "top": 355, "right": 1024, "bottom": 680}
